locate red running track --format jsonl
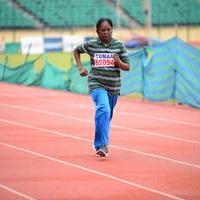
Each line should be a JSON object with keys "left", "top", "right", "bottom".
{"left": 0, "top": 83, "right": 200, "bottom": 200}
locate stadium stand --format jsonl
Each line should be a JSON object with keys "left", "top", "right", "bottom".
{"left": 0, "top": 0, "right": 200, "bottom": 28}
{"left": 15, "top": 0, "right": 128, "bottom": 27}
{"left": 0, "top": 0, "right": 35, "bottom": 28}
{"left": 0, "top": 0, "right": 200, "bottom": 108}
{"left": 119, "top": 0, "right": 200, "bottom": 26}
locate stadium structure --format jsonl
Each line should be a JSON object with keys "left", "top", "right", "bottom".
{"left": 0, "top": 0, "right": 200, "bottom": 108}
{"left": 0, "top": 0, "right": 200, "bottom": 45}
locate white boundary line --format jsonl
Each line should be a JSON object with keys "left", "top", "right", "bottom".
{"left": 0, "top": 142, "right": 186, "bottom": 200}
{"left": 117, "top": 111, "right": 200, "bottom": 127}
{"left": 0, "top": 92, "right": 199, "bottom": 127}
{"left": 0, "top": 183, "right": 36, "bottom": 200}
{"left": 0, "top": 118, "right": 200, "bottom": 169}
{"left": 0, "top": 102, "right": 199, "bottom": 145}
{"left": 35, "top": 97, "right": 200, "bottom": 128}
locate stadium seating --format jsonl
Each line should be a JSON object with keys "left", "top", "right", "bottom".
{"left": 119, "top": 0, "right": 200, "bottom": 26}
{"left": 0, "top": 0, "right": 200, "bottom": 28}
{"left": 0, "top": 0, "right": 35, "bottom": 28}
{"left": 15, "top": 0, "right": 128, "bottom": 27}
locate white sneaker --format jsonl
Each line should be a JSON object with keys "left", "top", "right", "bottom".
{"left": 96, "top": 145, "right": 108, "bottom": 157}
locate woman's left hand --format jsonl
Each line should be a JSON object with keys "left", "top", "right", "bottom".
{"left": 113, "top": 53, "right": 130, "bottom": 71}
{"left": 113, "top": 53, "right": 121, "bottom": 65}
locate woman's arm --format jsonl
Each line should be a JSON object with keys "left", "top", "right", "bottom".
{"left": 113, "top": 53, "right": 130, "bottom": 71}
{"left": 73, "top": 49, "right": 88, "bottom": 76}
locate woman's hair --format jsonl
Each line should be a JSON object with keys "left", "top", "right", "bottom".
{"left": 96, "top": 18, "right": 113, "bottom": 30}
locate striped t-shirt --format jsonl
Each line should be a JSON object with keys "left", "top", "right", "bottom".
{"left": 75, "top": 38, "right": 129, "bottom": 95}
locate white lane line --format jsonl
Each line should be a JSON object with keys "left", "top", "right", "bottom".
{"left": 117, "top": 111, "right": 200, "bottom": 128}
{"left": 32, "top": 97, "right": 200, "bottom": 128}
{"left": 0, "top": 92, "right": 199, "bottom": 127}
{"left": 0, "top": 183, "right": 36, "bottom": 200}
{"left": 111, "top": 124, "right": 200, "bottom": 145}
{"left": 0, "top": 118, "right": 200, "bottom": 169}
{"left": 0, "top": 102, "right": 199, "bottom": 145}
{"left": 0, "top": 142, "right": 186, "bottom": 200}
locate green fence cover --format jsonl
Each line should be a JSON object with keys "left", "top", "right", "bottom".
{"left": 142, "top": 37, "right": 200, "bottom": 107}
{"left": 5, "top": 42, "right": 21, "bottom": 54}
{"left": 38, "top": 59, "right": 69, "bottom": 90}
{"left": 121, "top": 49, "right": 144, "bottom": 95}
{"left": 0, "top": 58, "right": 40, "bottom": 85}
{"left": 67, "top": 63, "right": 89, "bottom": 94}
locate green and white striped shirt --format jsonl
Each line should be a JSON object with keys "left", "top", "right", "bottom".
{"left": 75, "top": 38, "right": 129, "bottom": 95}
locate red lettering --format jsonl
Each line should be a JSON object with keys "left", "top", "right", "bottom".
{"left": 94, "top": 58, "right": 115, "bottom": 67}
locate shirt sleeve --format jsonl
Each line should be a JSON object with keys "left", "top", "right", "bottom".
{"left": 119, "top": 42, "right": 130, "bottom": 64}
{"left": 75, "top": 42, "right": 89, "bottom": 54}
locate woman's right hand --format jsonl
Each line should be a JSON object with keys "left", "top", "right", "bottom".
{"left": 78, "top": 67, "right": 89, "bottom": 76}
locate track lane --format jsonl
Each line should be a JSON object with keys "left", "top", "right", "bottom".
{"left": 1, "top": 83, "right": 200, "bottom": 199}
{"left": 0, "top": 119, "right": 200, "bottom": 199}
{"left": 0, "top": 99, "right": 200, "bottom": 166}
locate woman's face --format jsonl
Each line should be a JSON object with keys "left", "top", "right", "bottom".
{"left": 97, "top": 21, "right": 113, "bottom": 44}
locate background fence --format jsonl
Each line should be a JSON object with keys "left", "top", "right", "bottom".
{"left": 1, "top": 37, "right": 200, "bottom": 108}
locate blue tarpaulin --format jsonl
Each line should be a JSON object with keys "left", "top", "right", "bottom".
{"left": 121, "top": 37, "right": 200, "bottom": 108}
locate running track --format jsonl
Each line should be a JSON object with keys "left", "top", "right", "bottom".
{"left": 0, "top": 82, "right": 200, "bottom": 200}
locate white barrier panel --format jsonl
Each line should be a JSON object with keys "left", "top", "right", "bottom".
{"left": 63, "top": 35, "right": 84, "bottom": 52}
{"left": 0, "top": 42, "right": 5, "bottom": 53}
{"left": 21, "top": 36, "right": 44, "bottom": 54}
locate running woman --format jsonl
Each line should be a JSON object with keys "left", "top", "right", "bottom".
{"left": 73, "top": 18, "right": 130, "bottom": 157}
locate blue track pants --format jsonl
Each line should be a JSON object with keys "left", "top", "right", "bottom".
{"left": 90, "top": 89, "right": 118, "bottom": 150}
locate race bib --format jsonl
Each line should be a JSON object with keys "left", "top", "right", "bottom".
{"left": 94, "top": 53, "right": 115, "bottom": 68}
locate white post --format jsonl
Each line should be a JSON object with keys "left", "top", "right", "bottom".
{"left": 115, "top": 0, "right": 121, "bottom": 28}
{"left": 143, "top": 0, "right": 152, "bottom": 44}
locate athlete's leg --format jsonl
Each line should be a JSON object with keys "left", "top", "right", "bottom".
{"left": 108, "top": 94, "right": 118, "bottom": 120}
{"left": 90, "top": 89, "right": 111, "bottom": 150}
